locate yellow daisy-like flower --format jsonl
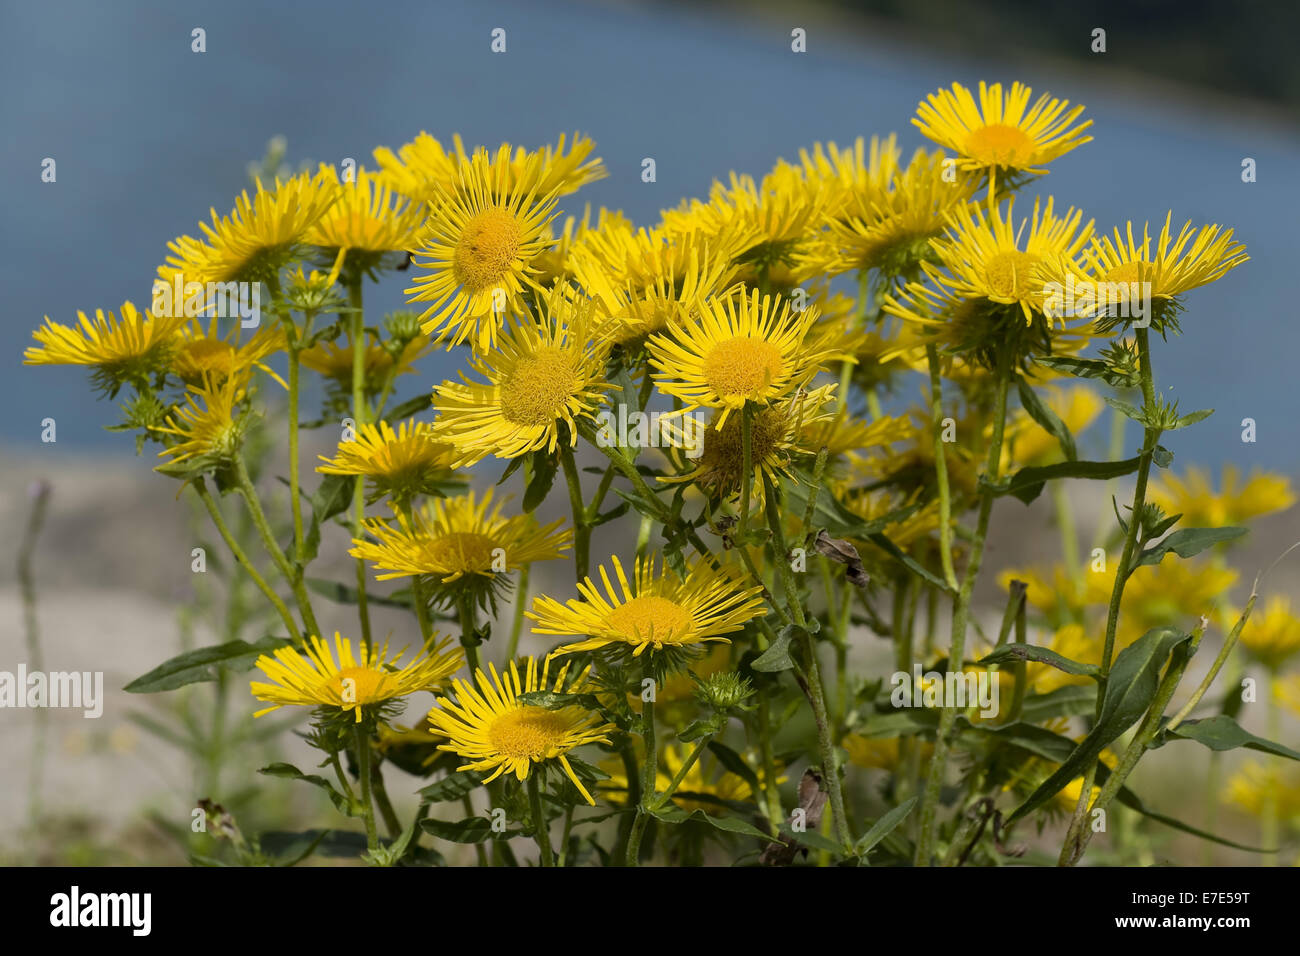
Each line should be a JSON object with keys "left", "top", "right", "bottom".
{"left": 405, "top": 149, "right": 560, "bottom": 352}
{"left": 171, "top": 317, "right": 286, "bottom": 389}
{"left": 306, "top": 164, "right": 426, "bottom": 265}
{"left": 1276, "top": 674, "right": 1300, "bottom": 720}
{"left": 430, "top": 290, "right": 610, "bottom": 467}
{"left": 1150, "top": 465, "right": 1295, "bottom": 529}
{"left": 25, "top": 302, "right": 187, "bottom": 391}
{"left": 886, "top": 195, "right": 1094, "bottom": 330}
{"left": 793, "top": 135, "right": 901, "bottom": 222}
{"left": 427, "top": 656, "right": 613, "bottom": 804}
{"left": 569, "top": 223, "right": 745, "bottom": 345}
{"left": 842, "top": 734, "right": 934, "bottom": 772}
{"left": 529, "top": 554, "right": 766, "bottom": 657}
{"left": 601, "top": 744, "right": 775, "bottom": 815}
{"left": 152, "top": 376, "right": 251, "bottom": 477}
{"left": 1024, "top": 624, "right": 1100, "bottom": 695}
{"left": 160, "top": 170, "right": 338, "bottom": 285}
{"left": 374, "top": 131, "right": 605, "bottom": 206}
{"left": 351, "top": 487, "right": 571, "bottom": 587}
{"left": 317, "top": 418, "right": 457, "bottom": 503}
{"left": 251, "top": 632, "right": 463, "bottom": 722}
{"left": 914, "top": 81, "right": 1092, "bottom": 180}
{"left": 1080, "top": 213, "right": 1249, "bottom": 302}
{"left": 800, "top": 147, "right": 978, "bottom": 281}
{"left": 661, "top": 384, "right": 841, "bottom": 504}
{"left": 1236, "top": 596, "right": 1300, "bottom": 671}
{"left": 648, "top": 289, "right": 838, "bottom": 427}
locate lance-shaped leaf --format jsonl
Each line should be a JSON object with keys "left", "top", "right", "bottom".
{"left": 855, "top": 796, "right": 917, "bottom": 859}
{"left": 647, "top": 804, "right": 779, "bottom": 842}
{"left": 863, "top": 531, "right": 953, "bottom": 592}
{"left": 1004, "top": 626, "right": 1191, "bottom": 825}
{"left": 977, "top": 644, "right": 1100, "bottom": 680}
{"left": 125, "top": 636, "right": 292, "bottom": 693}
{"left": 1154, "top": 715, "right": 1300, "bottom": 761}
{"left": 418, "top": 771, "right": 485, "bottom": 803}
{"left": 1016, "top": 376, "right": 1077, "bottom": 461}
{"left": 1129, "top": 526, "right": 1248, "bottom": 576}
{"left": 259, "top": 763, "right": 353, "bottom": 815}
{"left": 996, "top": 457, "right": 1141, "bottom": 505}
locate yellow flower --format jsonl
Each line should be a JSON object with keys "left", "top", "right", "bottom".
{"left": 1025, "top": 624, "right": 1100, "bottom": 695}
{"left": 843, "top": 734, "right": 933, "bottom": 771}
{"left": 374, "top": 132, "right": 605, "bottom": 206}
{"left": 306, "top": 164, "right": 426, "bottom": 266}
{"left": 1150, "top": 465, "right": 1295, "bottom": 529}
{"left": 792, "top": 135, "right": 901, "bottom": 222}
{"left": 160, "top": 170, "right": 338, "bottom": 285}
{"left": 153, "top": 375, "right": 251, "bottom": 472}
{"left": 1276, "top": 674, "right": 1300, "bottom": 719}
{"left": 800, "top": 146, "right": 978, "bottom": 280}
{"left": 1236, "top": 597, "right": 1300, "bottom": 670}
{"left": 171, "top": 317, "right": 286, "bottom": 388}
{"left": 299, "top": 331, "right": 430, "bottom": 395}
{"left": 405, "top": 149, "right": 560, "bottom": 352}
{"left": 316, "top": 418, "right": 457, "bottom": 503}
{"left": 661, "top": 384, "right": 840, "bottom": 505}
{"left": 25, "top": 302, "right": 186, "bottom": 392}
{"left": 914, "top": 81, "right": 1092, "bottom": 181}
{"left": 885, "top": 196, "right": 1094, "bottom": 334}
{"left": 430, "top": 289, "right": 609, "bottom": 467}
{"left": 1222, "top": 761, "right": 1300, "bottom": 820}
{"left": 351, "top": 488, "right": 571, "bottom": 594}
{"left": 529, "top": 554, "right": 766, "bottom": 658}
{"left": 428, "top": 656, "right": 613, "bottom": 804}
{"left": 250, "top": 632, "right": 463, "bottom": 722}
{"left": 648, "top": 289, "right": 839, "bottom": 427}
{"left": 1081, "top": 213, "right": 1249, "bottom": 301}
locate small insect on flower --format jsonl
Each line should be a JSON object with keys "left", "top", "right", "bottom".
{"left": 250, "top": 632, "right": 464, "bottom": 723}
{"left": 428, "top": 656, "right": 613, "bottom": 804}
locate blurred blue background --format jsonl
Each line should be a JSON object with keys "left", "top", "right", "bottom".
{"left": 3, "top": 0, "right": 1297, "bottom": 468}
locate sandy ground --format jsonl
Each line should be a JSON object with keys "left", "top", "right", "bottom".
{"left": 2, "top": 441, "right": 1297, "bottom": 864}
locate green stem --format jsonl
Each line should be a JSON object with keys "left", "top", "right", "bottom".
{"left": 926, "top": 344, "right": 959, "bottom": 591}
{"left": 914, "top": 345, "right": 1012, "bottom": 865}
{"left": 527, "top": 770, "right": 554, "bottom": 867}
{"left": 233, "top": 458, "right": 321, "bottom": 637}
{"left": 650, "top": 735, "right": 711, "bottom": 811}
{"left": 193, "top": 478, "right": 301, "bottom": 642}
{"left": 625, "top": 656, "right": 658, "bottom": 866}
{"left": 18, "top": 481, "right": 51, "bottom": 824}
{"left": 458, "top": 596, "right": 483, "bottom": 689}
{"left": 348, "top": 278, "right": 374, "bottom": 651}
{"left": 559, "top": 443, "right": 590, "bottom": 581}
{"left": 507, "top": 564, "right": 530, "bottom": 663}
{"left": 354, "top": 724, "right": 378, "bottom": 853}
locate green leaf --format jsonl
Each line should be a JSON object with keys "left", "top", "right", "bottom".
{"left": 750, "top": 627, "right": 798, "bottom": 673}
{"left": 258, "top": 763, "right": 353, "bottom": 815}
{"left": 1036, "top": 355, "right": 1138, "bottom": 388}
{"left": 522, "top": 450, "right": 558, "bottom": 513}
{"left": 646, "top": 804, "right": 778, "bottom": 842}
{"left": 1130, "top": 526, "right": 1247, "bottom": 575}
{"left": 1172, "top": 408, "right": 1214, "bottom": 430}
{"left": 306, "top": 577, "right": 412, "bottom": 609}
{"left": 977, "top": 644, "right": 1100, "bottom": 679}
{"left": 707, "top": 741, "right": 761, "bottom": 794}
{"left": 778, "top": 825, "right": 843, "bottom": 855}
{"left": 1156, "top": 715, "right": 1300, "bottom": 761}
{"left": 124, "top": 636, "right": 292, "bottom": 693}
{"left": 382, "top": 392, "right": 433, "bottom": 423}
{"left": 998, "top": 457, "right": 1141, "bottom": 505}
{"left": 1016, "top": 376, "right": 1076, "bottom": 461}
{"left": 1103, "top": 395, "right": 1145, "bottom": 423}
{"left": 855, "top": 797, "right": 917, "bottom": 858}
{"left": 302, "top": 473, "right": 355, "bottom": 565}
{"left": 1005, "top": 627, "right": 1191, "bottom": 825}
{"left": 420, "top": 816, "right": 509, "bottom": 844}
{"left": 418, "top": 771, "right": 484, "bottom": 803}
{"left": 1018, "top": 684, "right": 1097, "bottom": 722}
